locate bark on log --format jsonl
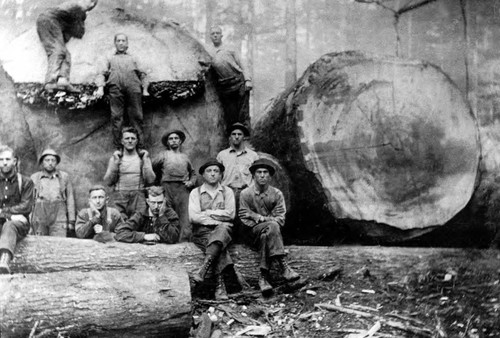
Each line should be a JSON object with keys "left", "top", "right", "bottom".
{"left": 253, "top": 51, "right": 480, "bottom": 239}
{"left": 0, "top": 267, "right": 191, "bottom": 337}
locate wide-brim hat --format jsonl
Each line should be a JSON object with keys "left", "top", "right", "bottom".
{"left": 38, "top": 148, "right": 61, "bottom": 164}
{"left": 199, "top": 158, "right": 225, "bottom": 175}
{"left": 161, "top": 129, "right": 186, "bottom": 147}
{"left": 249, "top": 158, "right": 275, "bottom": 176}
{"left": 227, "top": 122, "right": 250, "bottom": 137}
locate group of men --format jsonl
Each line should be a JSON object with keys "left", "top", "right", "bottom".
{"left": 0, "top": 123, "right": 300, "bottom": 299}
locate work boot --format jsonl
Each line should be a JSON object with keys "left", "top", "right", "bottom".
{"left": 259, "top": 270, "right": 273, "bottom": 296}
{"left": 214, "top": 274, "right": 229, "bottom": 300}
{"left": 0, "top": 251, "right": 12, "bottom": 275}
{"left": 193, "top": 255, "right": 214, "bottom": 283}
{"left": 276, "top": 256, "right": 300, "bottom": 282}
{"left": 57, "top": 77, "right": 81, "bottom": 93}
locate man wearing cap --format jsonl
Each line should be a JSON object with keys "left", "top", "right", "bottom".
{"left": 217, "top": 122, "right": 259, "bottom": 240}
{"left": 30, "top": 148, "right": 76, "bottom": 237}
{"left": 104, "top": 127, "right": 155, "bottom": 220}
{"left": 239, "top": 158, "right": 300, "bottom": 295}
{"left": 153, "top": 130, "right": 196, "bottom": 242}
{"left": 209, "top": 26, "right": 252, "bottom": 129}
{"left": 115, "top": 186, "right": 180, "bottom": 244}
{"left": 0, "top": 145, "right": 34, "bottom": 274}
{"left": 75, "top": 185, "right": 122, "bottom": 240}
{"left": 188, "top": 159, "right": 235, "bottom": 300}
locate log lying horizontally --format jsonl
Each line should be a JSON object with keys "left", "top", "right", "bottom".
{"left": 0, "top": 267, "right": 191, "bottom": 337}
{"left": 253, "top": 51, "right": 480, "bottom": 237}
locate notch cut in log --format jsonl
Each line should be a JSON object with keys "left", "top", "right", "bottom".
{"left": 253, "top": 51, "right": 480, "bottom": 237}
{"left": 0, "top": 267, "right": 191, "bottom": 337}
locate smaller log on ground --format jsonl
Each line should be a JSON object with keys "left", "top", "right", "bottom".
{"left": 0, "top": 267, "right": 191, "bottom": 337}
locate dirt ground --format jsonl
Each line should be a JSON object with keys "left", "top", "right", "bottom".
{"left": 191, "top": 250, "right": 500, "bottom": 338}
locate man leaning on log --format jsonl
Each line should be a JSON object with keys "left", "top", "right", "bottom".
{"left": 115, "top": 186, "right": 180, "bottom": 244}
{"left": 0, "top": 146, "right": 34, "bottom": 274}
{"left": 239, "top": 158, "right": 300, "bottom": 295}
{"left": 36, "top": 0, "right": 98, "bottom": 92}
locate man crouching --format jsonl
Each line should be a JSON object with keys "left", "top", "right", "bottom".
{"left": 239, "top": 158, "right": 300, "bottom": 295}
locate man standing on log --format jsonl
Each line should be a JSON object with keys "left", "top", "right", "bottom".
{"left": 96, "top": 33, "right": 149, "bottom": 149}
{"left": 209, "top": 26, "right": 252, "bottom": 129}
{"left": 0, "top": 146, "right": 34, "bottom": 274}
{"left": 75, "top": 185, "right": 122, "bottom": 240}
{"left": 153, "top": 130, "right": 196, "bottom": 242}
{"left": 103, "top": 127, "right": 155, "bottom": 220}
{"left": 217, "top": 123, "right": 259, "bottom": 240}
{"left": 115, "top": 186, "right": 180, "bottom": 244}
{"left": 189, "top": 159, "right": 235, "bottom": 300}
{"left": 30, "top": 149, "right": 75, "bottom": 237}
{"left": 36, "top": 0, "right": 98, "bottom": 92}
{"left": 239, "top": 158, "right": 300, "bottom": 295}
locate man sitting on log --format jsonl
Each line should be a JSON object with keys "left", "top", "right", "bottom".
{"left": 103, "top": 127, "right": 155, "bottom": 220}
{"left": 239, "top": 158, "right": 300, "bottom": 295}
{"left": 30, "top": 149, "right": 75, "bottom": 237}
{"left": 75, "top": 185, "right": 122, "bottom": 240}
{"left": 0, "top": 146, "right": 34, "bottom": 274}
{"left": 217, "top": 122, "right": 259, "bottom": 240}
{"left": 189, "top": 159, "right": 235, "bottom": 300}
{"left": 36, "top": 0, "right": 98, "bottom": 92}
{"left": 209, "top": 26, "right": 252, "bottom": 129}
{"left": 153, "top": 130, "right": 196, "bottom": 242}
{"left": 95, "top": 33, "right": 149, "bottom": 149}
{"left": 115, "top": 186, "right": 180, "bottom": 244}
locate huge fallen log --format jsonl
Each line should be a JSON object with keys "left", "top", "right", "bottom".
{"left": 253, "top": 51, "right": 481, "bottom": 242}
{"left": 0, "top": 267, "right": 191, "bottom": 337}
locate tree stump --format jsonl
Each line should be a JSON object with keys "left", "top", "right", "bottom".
{"left": 253, "top": 51, "right": 480, "bottom": 240}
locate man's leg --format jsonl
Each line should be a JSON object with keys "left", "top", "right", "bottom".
{"left": 165, "top": 183, "right": 192, "bottom": 243}
{"left": 111, "top": 190, "right": 129, "bottom": 220}
{"left": 48, "top": 201, "right": 68, "bottom": 237}
{"left": 127, "top": 89, "right": 145, "bottom": 148}
{"left": 238, "top": 89, "right": 251, "bottom": 133}
{"left": 0, "top": 219, "right": 30, "bottom": 274}
{"left": 109, "top": 85, "right": 125, "bottom": 149}
{"left": 36, "top": 16, "right": 66, "bottom": 85}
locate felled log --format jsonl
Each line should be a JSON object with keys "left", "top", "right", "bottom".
{"left": 253, "top": 51, "right": 480, "bottom": 241}
{"left": 0, "top": 267, "right": 191, "bottom": 337}
{"left": 11, "top": 237, "right": 500, "bottom": 287}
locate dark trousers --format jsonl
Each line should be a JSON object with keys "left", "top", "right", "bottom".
{"left": 248, "top": 221, "right": 286, "bottom": 271}
{"left": 219, "top": 86, "right": 251, "bottom": 131}
{"left": 111, "top": 189, "right": 146, "bottom": 220}
{"left": 109, "top": 84, "right": 144, "bottom": 148}
{"left": 163, "top": 182, "right": 191, "bottom": 242}
{"left": 36, "top": 15, "right": 70, "bottom": 83}
{"left": 229, "top": 186, "right": 245, "bottom": 243}
{"left": 0, "top": 219, "right": 30, "bottom": 257}
{"left": 193, "top": 222, "right": 233, "bottom": 275}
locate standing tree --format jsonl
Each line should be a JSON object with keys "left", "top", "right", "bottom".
{"left": 285, "top": 0, "right": 297, "bottom": 87}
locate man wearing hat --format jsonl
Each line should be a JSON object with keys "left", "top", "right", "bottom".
{"left": 239, "top": 158, "right": 300, "bottom": 295}
{"left": 217, "top": 122, "right": 259, "bottom": 240}
{"left": 104, "top": 127, "right": 155, "bottom": 220}
{"left": 188, "top": 159, "right": 235, "bottom": 300}
{"left": 30, "top": 148, "right": 75, "bottom": 237}
{"left": 153, "top": 129, "right": 196, "bottom": 242}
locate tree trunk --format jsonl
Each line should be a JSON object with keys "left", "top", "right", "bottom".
{"left": 253, "top": 51, "right": 480, "bottom": 241}
{"left": 0, "top": 267, "right": 191, "bottom": 337}
{"left": 285, "top": 0, "right": 297, "bottom": 87}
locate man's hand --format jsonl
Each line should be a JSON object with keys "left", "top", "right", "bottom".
{"left": 184, "top": 181, "right": 194, "bottom": 188}
{"left": 139, "top": 149, "right": 149, "bottom": 158}
{"left": 68, "top": 221, "right": 75, "bottom": 231}
{"left": 95, "top": 86, "right": 105, "bottom": 99}
{"left": 245, "top": 80, "right": 253, "bottom": 91}
{"left": 239, "top": 209, "right": 260, "bottom": 222}
{"left": 112, "top": 150, "right": 121, "bottom": 162}
{"left": 142, "top": 87, "right": 150, "bottom": 97}
{"left": 144, "top": 233, "right": 160, "bottom": 242}
{"left": 89, "top": 202, "right": 101, "bottom": 222}
{"left": 93, "top": 224, "right": 103, "bottom": 234}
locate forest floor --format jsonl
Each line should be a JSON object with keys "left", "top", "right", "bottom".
{"left": 190, "top": 249, "right": 500, "bottom": 338}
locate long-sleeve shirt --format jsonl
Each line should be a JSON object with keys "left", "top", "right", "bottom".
{"left": 115, "top": 208, "right": 180, "bottom": 243}
{"left": 239, "top": 184, "right": 286, "bottom": 228}
{"left": 188, "top": 183, "right": 235, "bottom": 227}
{"left": 0, "top": 173, "right": 34, "bottom": 220}
{"left": 75, "top": 206, "right": 123, "bottom": 239}
{"left": 153, "top": 150, "right": 196, "bottom": 185}
{"left": 212, "top": 45, "right": 250, "bottom": 81}
{"left": 103, "top": 152, "right": 155, "bottom": 191}
{"left": 217, "top": 147, "right": 259, "bottom": 189}
{"left": 41, "top": 2, "right": 87, "bottom": 42}
{"left": 95, "top": 51, "right": 148, "bottom": 90}
{"left": 30, "top": 170, "right": 75, "bottom": 223}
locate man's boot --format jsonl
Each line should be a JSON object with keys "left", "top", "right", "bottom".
{"left": 193, "top": 255, "right": 214, "bottom": 283}
{"left": 259, "top": 269, "right": 273, "bottom": 296}
{"left": 0, "top": 251, "right": 12, "bottom": 274}
{"left": 214, "top": 274, "right": 229, "bottom": 300}
{"left": 57, "top": 77, "right": 81, "bottom": 93}
{"left": 276, "top": 256, "right": 300, "bottom": 282}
